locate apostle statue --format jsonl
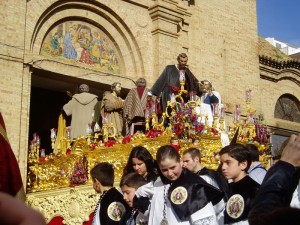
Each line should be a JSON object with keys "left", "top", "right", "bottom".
{"left": 123, "top": 78, "right": 150, "bottom": 135}
{"left": 148, "top": 53, "right": 200, "bottom": 113}
{"left": 101, "top": 82, "right": 124, "bottom": 137}
{"left": 63, "top": 84, "right": 98, "bottom": 140}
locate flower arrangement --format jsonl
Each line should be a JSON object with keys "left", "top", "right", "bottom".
{"left": 146, "top": 129, "right": 162, "bottom": 138}
{"left": 253, "top": 118, "right": 271, "bottom": 154}
{"left": 170, "top": 102, "right": 206, "bottom": 138}
{"left": 69, "top": 156, "right": 88, "bottom": 186}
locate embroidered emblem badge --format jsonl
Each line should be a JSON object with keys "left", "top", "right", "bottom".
{"left": 136, "top": 212, "right": 148, "bottom": 225}
{"left": 107, "top": 201, "right": 126, "bottom": 221}
{"left": 170, "top": 186, "right": 188, "bottom": 205}
{"left": 226, "top": 194, "right": 244, "bottom": 219}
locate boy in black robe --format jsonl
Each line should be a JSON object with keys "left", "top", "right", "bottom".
{"left": 219, "top": 144, "right": 260, "bottom": 224}
{"left": 91, "top": 162, "right": 129, "bottom": 225}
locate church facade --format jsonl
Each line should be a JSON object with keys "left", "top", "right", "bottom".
{"left": 0, "top": 0, "right": 299, "bottom": 183}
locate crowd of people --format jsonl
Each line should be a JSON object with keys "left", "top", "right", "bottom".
{"left": 2, "top": 133, "right": 300, "bottom": 225}
{"left": 88, "top": 133, "right": 300, "bottom": 225}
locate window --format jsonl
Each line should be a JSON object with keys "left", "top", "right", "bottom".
{"left": 276, "top": 43, "right": 282, "bottom": 49}
{"left": 274, "top": 94, "right": 300, "bottom": 123}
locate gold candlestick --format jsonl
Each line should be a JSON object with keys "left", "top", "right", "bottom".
{"left": 51, "top": 138, "right": 55, "bottom": 150}
{"left": 213, "top": 116, "right": 218, "bottom": 129}
{"left": 219, "top": 118, "right": 224, "bottom": 131}
{"left": 86, "top": 134, "right": 91, "bottom": 145}
{"left": 102, "top": 124, "right": 108, "bottom": 142}
{"left": 145, "top": 117, "right": 150, "bottom": 131}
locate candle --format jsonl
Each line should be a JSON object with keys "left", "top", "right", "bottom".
{"left": 170, "top": 93, "right": 176, "bottom": 103}
{"left": 145, "top": 108, "right": 150, "bottom": 119}
{"left": 40, "top": 149, "right": 45, "bottom": 158}
{"left": 86, "top": 123, "right": 92, "bottom": 135}
{"left": 66, "top": 127, "right": 71, "bottom": 139}
{"left": 189, "top": 91, "right": 195, "bottom": 101}
{"left": 33, "top": 133, "right": 37, "bottom": 142}
{"left": 179, "top": 70, "right": 185, "bottom": 82}
{"left": 213, "top": 103, "right": 219, "bottom": 116}
{"left": 50, "top": 128, "right": 56, "bottom": 139}
{"left": 235, "top": 104, "right": 241, "bottom": 122}
{"left": 36, "top": 135, "right": 40, "bottom": 145}
{"left": 220, "top": 105, "right": 226, "bottom": 119}
{"left": 102, "top": 114, "right": 108, "bottom": 124}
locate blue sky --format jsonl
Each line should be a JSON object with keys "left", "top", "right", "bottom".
{"left": 256, "top": 0, "right": 300, "bottom": 47}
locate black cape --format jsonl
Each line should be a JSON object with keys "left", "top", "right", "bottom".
{"left": 224, "top": 176, "right": 260, "bottom": 224}
{"left": 168, "top": 169, "right": 224, "bottom": 221}
{"left": 97, "top": 187, "right": 129, "bottom": 225}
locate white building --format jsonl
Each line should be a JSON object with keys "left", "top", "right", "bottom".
{"left": 266, "top": 37, "right": 300, "bottom": 55}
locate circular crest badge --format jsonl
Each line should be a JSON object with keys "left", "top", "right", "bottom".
{"left": 107, "top": 201, "right": 126, "bottom": 221}
{"left": 226, "top": 194, "right": 244, "bottom": 219}
{"left": 170, "top": 186, "right": 188, "bottom": 205}
{"left": 135, "top": 212, "right": 148, "bottom": 225}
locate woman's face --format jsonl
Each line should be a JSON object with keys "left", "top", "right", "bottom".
{"left": 132, "top": 158, "right": 148, "bottom": 177}
{"left": 159, "top": 158, "right": 183, "bottom": 181}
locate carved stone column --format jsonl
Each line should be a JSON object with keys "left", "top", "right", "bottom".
{"left": 149, "top": 0, "right": 192, "bottom": 75}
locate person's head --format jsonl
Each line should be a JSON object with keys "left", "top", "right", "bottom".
{"left": 199, "top": 80, "right": 212, "bottom": 93}
{"left": 123, "top": 146, "right": 156, "bottom": 181}
{"left": 136, "top": 78, "right": 146, "bottom": 87}
{"left": 90, "top": 162, "right": 114, "bottom": 193}
{"left": 219, "top": 144, "right": 251, "bottom": 182}
{"left": 246, "top": 144, "right": 259, "bottom": 162}
{"left": 111, "top": 82, "right": 122, "bottom": 95}
{"left": 79, "top": 84, "right": 89, "bottom": 93}
{"left": 177, "top": 53, "right": 188, "bottom": 70}
{"left": 192, "top": 137, "right": 200, "bottom": 146}
{"left": 170, "top": 136, "right": 179, "bottom": 145}
{"left": 120, "top": 172, "right": 147, "bottom": 207}
{"left": 156, "top": 145, "right": 182, "bottom": 181}
{"left": 182, "top": 148, "right": 201, "bottom": 173}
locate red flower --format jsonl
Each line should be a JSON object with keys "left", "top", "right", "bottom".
{"left": 104, "top": 139, "right": 116, "bottom": 147}
{"left": 39, "top": 157, "right": 45, "bottom": 163}
{"left": 171, "top": 86, "right": 180, "bottom": 93}
{"left": 146, "top": 129, "right": 162, "bottom": 138}
{"left": 122, "top": 136, "right": 132, "bottom": 144}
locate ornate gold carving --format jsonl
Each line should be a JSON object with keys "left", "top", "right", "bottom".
{"left": 27, "top": 186, "right": 99, "bottom": 225}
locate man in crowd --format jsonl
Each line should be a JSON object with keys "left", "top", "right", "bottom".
{"left": 246, "top": 144, "right": 267, "bottom": 184}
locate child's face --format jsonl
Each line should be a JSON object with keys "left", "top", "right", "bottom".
{"left": 92, "top": 178, "right": 101, "bottom": 193}
{"left": 121, "top": 185, "right": 136, "bottom": 207}
{"left": 132, "top": 158, "right": 148, "bottom": 177}
{"left": 159, "top": 158, "right": 183, "bottom": 181}
{"left": 220, "top": 153, "right": 247, "bottom": 182}
{"left": 171, "top": 140, "right": 179, "bottom": 145}
{"left": 193, "top": 140, "right": 200, "bottom": 146}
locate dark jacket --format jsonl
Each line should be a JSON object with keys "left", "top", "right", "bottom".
{"left": 248, "top": 161, "right": 300, "bottom": 225}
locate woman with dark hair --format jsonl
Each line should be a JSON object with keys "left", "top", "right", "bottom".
{"left": 123, "top": 146, "right": 157, "bottom": 182}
